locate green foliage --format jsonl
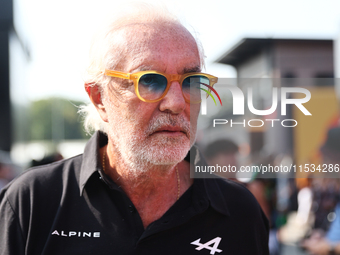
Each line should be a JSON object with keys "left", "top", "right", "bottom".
{"left": 29, "top": 98, "right": 87, "bottom": 140}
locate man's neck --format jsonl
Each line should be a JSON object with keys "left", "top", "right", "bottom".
{"left": 100, "top": 144, "right": 193, "bottom": 228}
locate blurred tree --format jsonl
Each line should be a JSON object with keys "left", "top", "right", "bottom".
{"left": 29, "top": 98, "right": 87, "bottom": 140}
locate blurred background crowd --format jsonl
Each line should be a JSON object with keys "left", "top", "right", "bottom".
{"left": 200, "top": 127, "right": 340, "bottom": 255}
{"left": 2, "top": 0, "right": 340, "bottom": 254}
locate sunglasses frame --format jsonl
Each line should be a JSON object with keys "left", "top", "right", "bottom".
{"left": 104, "top": 69, "right": 218, "bottom": 103}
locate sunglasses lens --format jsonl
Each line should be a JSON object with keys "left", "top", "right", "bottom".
{"left": 182, "top": 75, "right": 209, "bottom": 103}
{"left": 138, "top": 74, "right": 167, "bottom": 100}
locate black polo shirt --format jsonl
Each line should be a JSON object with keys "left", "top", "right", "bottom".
{"left": 0, "top": 132, "right": 269, "bottom": 255}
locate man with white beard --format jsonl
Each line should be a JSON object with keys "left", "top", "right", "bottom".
{"left": 0, "top": 5, "right": 269, "bottom": 255}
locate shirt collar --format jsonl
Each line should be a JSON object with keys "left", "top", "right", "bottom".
{"left": 79, "top": 131, "right": 230, "bottom": 216}
{"left": 79, "top": 131, "right": 107, "bottom": 195}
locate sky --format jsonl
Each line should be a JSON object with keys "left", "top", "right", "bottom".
{"left": 10, "top": 0, "right": 340, "bottom": 104}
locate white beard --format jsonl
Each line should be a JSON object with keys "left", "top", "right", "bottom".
{"left": 105, "top": 101, "right": 196, "bottom": 175}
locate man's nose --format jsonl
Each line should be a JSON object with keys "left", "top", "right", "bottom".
{"left": 159, "top": 81, "right": 186, "bottom": 114}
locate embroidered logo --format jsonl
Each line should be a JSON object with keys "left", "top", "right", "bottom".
{"left": 51, "top": 230, "right": 100, "bottom": 238}
{"left": 191, "top": 237, "right": 222, "bottom": 254}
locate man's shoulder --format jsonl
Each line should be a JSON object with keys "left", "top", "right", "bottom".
{"left": 202, "top": 177, "right": 269, "bottom": 254}
{"left": 0, "top": 154, "right": 83, "bottom": 203}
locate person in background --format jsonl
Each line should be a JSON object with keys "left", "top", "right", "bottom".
{"left": 204, "top": 139, "right": 239, "bottom": 180}
{"left": 302, "top": 127, "right": 340, "bottom": 254}
{"left": 30, "top": 152, "right": 64, "bottom": 167}
{"left": 0, "top": 151, "right": 17, "bottom": 191}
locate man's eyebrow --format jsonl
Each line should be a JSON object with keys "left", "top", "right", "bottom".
{"left": 138, "top": 66, "right": 154, "bottom": 72}
{"left": 132, "top": 65, "right": 201, "bottom": 73}
{"left": 131, "top": 66, "right": 154, "bottom": 72}
{"left": 183, "top": 66, "right": 201, "bottom": 73}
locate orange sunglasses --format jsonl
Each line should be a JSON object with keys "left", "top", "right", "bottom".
{"left": 104, "top": 69, "right": 218, "bottom": 103}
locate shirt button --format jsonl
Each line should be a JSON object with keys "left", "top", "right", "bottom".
{"left": 128, "top": 205, "right": 136, "bottom": 213}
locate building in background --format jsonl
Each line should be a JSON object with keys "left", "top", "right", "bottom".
{"left": 214, "top": 38, "right": 338, "bottom": 166}
{"left": 0, "top": 0, "right": 13, "bottom": 152}
{"left": 216, "top": 38, "right": 333, "bottom": 79}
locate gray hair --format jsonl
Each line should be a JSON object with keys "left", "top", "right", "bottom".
{"left": 78, "top": 3, "right": 205, "bottom": 135}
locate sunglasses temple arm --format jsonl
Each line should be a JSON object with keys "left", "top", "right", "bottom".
{"left": 105, "top": 70, "right": 130, "bottom": 79}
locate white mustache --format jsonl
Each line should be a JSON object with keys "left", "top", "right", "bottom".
{"left": 146, "top": 114, "right": 191, "bottom": 137}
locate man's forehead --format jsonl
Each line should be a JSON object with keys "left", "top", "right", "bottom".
{"left": 118, "top": 23, "right": 197, "bottom": 51}
{"left": 121, "top": 21, "right": 192, "bottom": 39}
{"left": 113, "top": 23, "right": 200, "bottom": 73}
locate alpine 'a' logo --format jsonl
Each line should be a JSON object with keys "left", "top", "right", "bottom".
{"left": 191, "top": 237, "right": 222, "bottom": 254}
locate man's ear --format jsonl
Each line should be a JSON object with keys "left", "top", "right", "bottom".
{"left": 85, "top": 83, "right": 108, "bottom": 123}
